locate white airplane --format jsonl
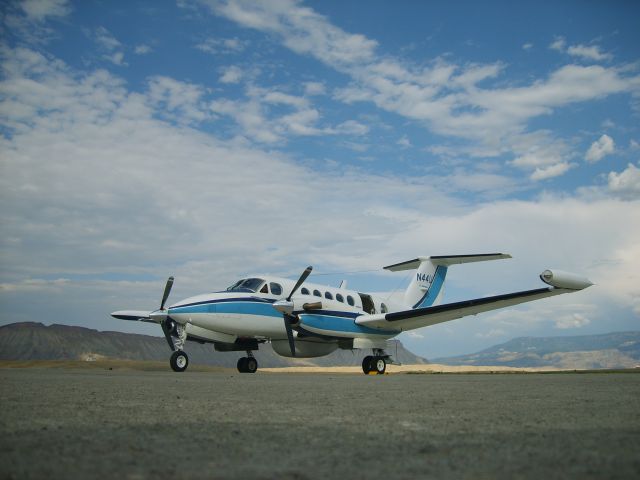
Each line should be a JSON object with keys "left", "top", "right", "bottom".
{"left": 111, "top": 254, "right": 592, "bottom": 374}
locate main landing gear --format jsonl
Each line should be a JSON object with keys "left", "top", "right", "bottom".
{"left": 362, "top": 349, "right": 390, "bottom": 375}
{"left": 237, "top": 352, "right": 258, "bottom": 373}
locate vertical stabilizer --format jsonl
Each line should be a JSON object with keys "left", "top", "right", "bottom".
{"left": 384, "top": 253, "right": 511, "bottom": 309}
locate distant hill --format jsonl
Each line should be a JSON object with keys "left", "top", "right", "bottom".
{"left": 0, "top": 322, "right": 426, "bottom": 368}
{"left": 434, "top": 332, "right": 640, "bottom": 369}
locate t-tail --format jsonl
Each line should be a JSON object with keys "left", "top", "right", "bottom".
{"left": 384, "top": 253, "right": 512, "bottom": 309}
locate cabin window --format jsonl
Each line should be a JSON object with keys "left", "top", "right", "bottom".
{"left": 381, "top": 303, "right": 388, "bottom": 313}
{"left": 270, "top": 283, "right": 283, "bottom": 295}
{"left": 347, "top": 295, "right": 355, "bottom": 306}
{"left": 325, "top": 291, "right": 333, "bottom": 300}
{"left": 313, "top": 289, "right": 321, "bottom": 297}
{"left": 301, "top": 287, "right": 310, "bottom": 295}
{"left": 336, "top": 294, "right": 344, "bottom": 303}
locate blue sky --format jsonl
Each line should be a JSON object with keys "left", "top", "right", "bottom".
{"left": 1, "top": 0, "right": 639, "bottom": 358}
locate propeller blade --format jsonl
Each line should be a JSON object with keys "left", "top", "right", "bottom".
{"left": 283, "top": 315, "right": 296, "bottom": 357}
{"left": 160, "top": 318, "right": 176, "bottom": 351}
{"left": 160, "top": 276, "right": 174, "bottom": 310}
{"left": 286, "top": 266, "right": 312, "bottom": 301}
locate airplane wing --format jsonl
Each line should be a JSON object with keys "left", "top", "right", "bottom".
{"left": 111, "top": 310, "right": 156, "bottom": 323}
{"left": 356, "top": 287, "right": 571, "bottom": 332}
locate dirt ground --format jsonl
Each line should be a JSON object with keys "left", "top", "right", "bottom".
{"left": 1, "top": 367, "right": 639, "bottom": 479}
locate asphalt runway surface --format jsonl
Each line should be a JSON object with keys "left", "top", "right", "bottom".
{"left": 1, "top": 368, "right": 639, "bottom": 479}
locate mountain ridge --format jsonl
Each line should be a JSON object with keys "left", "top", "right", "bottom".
{"left": 434, "top": 331, "right": 640, "bottom": 369}
{"left": 0, "top": 322, "right": 426, "bottom": 368}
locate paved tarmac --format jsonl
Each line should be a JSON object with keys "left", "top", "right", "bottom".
{"left": 1, "top": 368, "right": 639, "bottom": 479}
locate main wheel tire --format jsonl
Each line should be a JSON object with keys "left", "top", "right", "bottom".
{"left": 237, "top": 357, "right": 248, "bottom": 373}
{"left": 245, "top": 357, "right": 258, "bottom": 373}
{"left": 362, "top": 355, "right": 373, "bottom": 374}
{"left": 170, "top": 350, "right": 189, "bottom": 372}
{"left": 374, "top": 356, "right": 386, "bottom": 375}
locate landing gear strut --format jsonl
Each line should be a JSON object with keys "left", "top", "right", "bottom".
{"left": 362, "top": 349, "right": 389, "bottom": 375}
{"left": 237, "top": 352, "right": 258, "bottom": 373}
{"left": 169, "top": 324, "right": 189, "bottom": 372}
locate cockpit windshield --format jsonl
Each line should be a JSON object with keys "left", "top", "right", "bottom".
{"left": 225, "top": 278, "right": 265, "bottom": 293}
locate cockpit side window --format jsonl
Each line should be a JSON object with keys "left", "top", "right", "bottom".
{"left": 226, "top": 278, "right": 265, "bottom": 293}
{"left": 260, "top": 284, "right": 269, "bottom": 294}
{"left": 270, "top": 283, "right": 283, "bottom": 295}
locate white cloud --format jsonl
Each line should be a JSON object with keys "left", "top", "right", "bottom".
{"left": 397, "top": 135, "right": 411, "bottom": 148}
{"left": 608, "top": 163, "right": 640, "bottom": 199}
{"left": 219, "top": 65, "right": 243, "bottom": 84}
{"left": 20, "top": 0, "right": 71, "bottom": 21}
{"left": 134, "top": 44, "right": 152, "bottom": 55}
{"left": 203, "top": 0, "right": 640, "bottom": 169}
{"left": 530, "top": 162, "right": 573, "bottom": 181}
{"left": 93, "top": 26, "right": 121, "bottom": 51}
{"left": 205, "top": 0, "right": 378, "bottom": 67}
{"left": 585, "top": 134, "right": 615, "bottom": 163}
{"left": 196, "top": 37, "right": 247, "bottom": 54}
{"left": 147, "top": 76, "right": 209, "bottom": 123}
{"left": 522, "top": 43, "right": 533, "bottom": 51}
{"left": 567, "top": 44, "right": 612, "bottom": 62}
{"left": 303, "top": 81, "right": 325, "bottom": 96}
{"left": 549, "top": 37, "right": 566, "bottom": 52}
{"left": 555, "top": 313, "right": 590, "bottom": 329}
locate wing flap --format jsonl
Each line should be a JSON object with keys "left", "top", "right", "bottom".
{"left": 356, "top": 287, "right": 567, "bottom": 331}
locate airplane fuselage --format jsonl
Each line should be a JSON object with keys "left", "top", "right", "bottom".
{"left": 165, "top": 275, "right": 403, "bottom": 342}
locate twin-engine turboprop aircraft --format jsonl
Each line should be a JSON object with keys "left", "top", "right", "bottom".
{"left": 112, "top": 253, "right": 592, "bottom": 374}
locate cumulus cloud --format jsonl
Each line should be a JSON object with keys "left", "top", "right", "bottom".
{"left": 608, "top": 163, "right": 640, "bottom": 199}
{"left": 586, "top": 134, "right": 615, "bottom": 163}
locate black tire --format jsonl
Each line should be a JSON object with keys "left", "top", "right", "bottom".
{"left": 237, "top": 357, "right": 248, "bottom": 373}
{"left": 374, "top": 356, "right": 386, "bottom": 375}
{"left": 245, "top": 357, "right": 258, "bottom": 373}
{"left": 170, "top": 350, "right": 189, "bottom": 372}
{"left": 362, "top": 355, "right": 373, "bottom": 374}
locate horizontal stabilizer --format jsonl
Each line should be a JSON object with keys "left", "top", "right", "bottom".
{"left": 384, "top": 253, "right": 511, "bottom": 272}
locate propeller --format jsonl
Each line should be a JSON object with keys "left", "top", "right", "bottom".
{"left": 156, "top": 276, "right": 176, "bottom": 350}
{"left": 273, "top": 266, "right": 313, "bottom": 357}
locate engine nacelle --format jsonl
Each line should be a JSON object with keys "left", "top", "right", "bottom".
{"left": 271, "top": 339, "right": 338, "bottom": 358}
{"left": 539, "top": 269, "right": 593, "bottom": 290}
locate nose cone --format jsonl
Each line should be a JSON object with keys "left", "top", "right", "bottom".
{"left": 273, "top": 299, "right": 294, "bottom": 315}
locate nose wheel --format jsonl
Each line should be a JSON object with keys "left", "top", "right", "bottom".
{"left": 170, "top": 350, "right": 189, "bottom": 372}
{"left": 237, "top": 354, "right": 258, "bottom": 373}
